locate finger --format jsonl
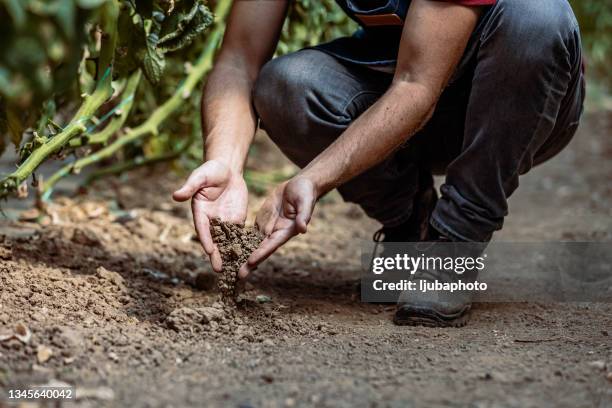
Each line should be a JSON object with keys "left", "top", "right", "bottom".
{"left": 249, "top": 228, "right": 295, "bottom": 267}
{"left": 294, "top": 200, "right": 311, "bottom": 234}
{"left": 254, "top": 209, "right": 267, "bottom": 234}
{"left": 192, "top": 201, "right": 214, "bottom": 255}
{"left": 289, "top": 195, "right": 314, "bottom": 234}
{"left": 263, "top": 214, "right": 278, "bottom": 237}
{"left": 238, "top": 263, "right": 255, "bottom": 280}
{"left": 172, "top": 162, "right": 225, "bottom": 201}
{"left": 239, "top": 227, "right": 295, "bottom": 279}
{"left": 172, "top": 172, "right": 204, "bottom": 201}
{"left": 210, "top": 246, "right": 223, "bottom": 273}
{"left": 255, "top": 202, "right": 278, "bottom": 237}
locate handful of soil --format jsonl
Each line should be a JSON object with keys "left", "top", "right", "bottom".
{"left": 210, "top": 219, "right": 263, "bottom": 302}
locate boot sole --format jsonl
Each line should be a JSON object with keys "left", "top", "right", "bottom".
{"left": 393, "top": 305, "right": 471, "bottom": 328}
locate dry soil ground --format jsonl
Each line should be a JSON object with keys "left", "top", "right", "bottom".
{"left": 0, "top": 111, "right": 611, "bottom": 408}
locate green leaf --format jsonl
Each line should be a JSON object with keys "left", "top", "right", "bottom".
{"left": 76, "top": 0, "right": 108, "bottom": 9}
{"left": 142, "top": 44, "right": 165, "bottom": 85}
{"left": 36, "top": 99, "right": 56, "bottom": 136}
{"left": 158, "top": 2, "right": 213, "bottom": 53}
{"left": 2, "top": 0, "right": 26, "bottom": 28}
{"left": 55, "top": 0, "right": 77, "bottom": 39}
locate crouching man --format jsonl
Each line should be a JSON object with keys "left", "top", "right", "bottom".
{"left": 174, "top": 0, "right": 585, "bottom": 326}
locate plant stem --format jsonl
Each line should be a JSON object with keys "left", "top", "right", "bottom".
{"left": 0, "top": 0, "right": 119, "bottom": 198}
{"left": 70, "top": 71, "right": 142, "bottom": 147}
{"left": 84, "top": 134, "right": 195, "bottom": 184}
{"left": 41, "top": 0, "right": 231, "bottom": 199}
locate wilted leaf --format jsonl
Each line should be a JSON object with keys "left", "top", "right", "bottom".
{"left": 5, "top": 106, "right": 24, "bottom": 148}
{"left": 0, "top": 133, "right": 6, "bottom": 157}
{"left": 114, "top": 12, "right": 146, "bottom": 77}
{"left": 163, "top": 0, "right": 202, "bottom": 35}
{"left": 158, "top": 2, "right": 212, "bottom": 53}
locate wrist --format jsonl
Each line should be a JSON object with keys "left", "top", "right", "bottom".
{"left": 203, "top": 127, "right": 253, "bottom": 176}
{"left": 205, "top": 155, "right": 244, "bottom": 176}
{"left": 204, "top": 142, "right": 246, "bottom": 175}
{"left": 297, "top": 168, "right": 333, "bottom": 198}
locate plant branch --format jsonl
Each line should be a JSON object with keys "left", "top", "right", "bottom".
{"left": 41, "top": 0, "right": 231, "bottom": 199}
{"left": 0, "top": 0, "right": 119, "bottom": 199}
{"left": 70, "top": 70, "right": 142, "bottom": 147}
{"left": 84, "top": 133, "right": 195, "bottom": 184}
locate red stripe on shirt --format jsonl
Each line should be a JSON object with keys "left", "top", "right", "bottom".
{"left": 443, "top": 0, "right": 497, "bottom": 5}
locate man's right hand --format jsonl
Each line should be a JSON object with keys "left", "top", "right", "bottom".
{"left": 172, "top": 160, "right": 248, "bottom": 272}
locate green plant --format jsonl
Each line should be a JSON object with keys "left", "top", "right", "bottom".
{"left": 0, "top": 0, "right": 356, "bottom": 202}
{"left": 0, "top": 0, "right": 226, "bottom": 200}
{"left": 278, "top": 0, "right": 356, "bottom": 55}
{"left": 571, "top": 1, "right": 612, "bottom": 89}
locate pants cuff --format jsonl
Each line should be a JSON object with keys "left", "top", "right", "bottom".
{"left": 431, "top": 206, "right": 494, "bottom": 243}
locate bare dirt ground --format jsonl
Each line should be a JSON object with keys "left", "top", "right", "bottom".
{"left": 1, "top": 110, "right": 611, "bottom": 408}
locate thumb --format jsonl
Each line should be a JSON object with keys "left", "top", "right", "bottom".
{"left": 172, "top": 179, "right": 200, "bottom": 202}
{"left": 295, "top": 200, "right": 312, "bottom": 233}
{"left": 173, "top": 161, "right": 225, "bottom": 202}
{"left": 292, "top": 190, "right": 315, "bottom": 234}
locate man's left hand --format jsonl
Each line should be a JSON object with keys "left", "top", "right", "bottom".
{"left": 238, "top": 176, "right": 317, "bottom": 278}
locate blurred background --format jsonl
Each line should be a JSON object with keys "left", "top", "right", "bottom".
{"left": 0, "top": 0, "right": 609, "bottom": 215}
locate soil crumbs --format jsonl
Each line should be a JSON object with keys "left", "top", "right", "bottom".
{"left": 166, "top": 220, "right": 263, "bottom": 337}
{"left": 210, "top": 218, "right": 262, "bottom": 302}
{"left": 0, "top": 113, "right": 611, "bottom": 407}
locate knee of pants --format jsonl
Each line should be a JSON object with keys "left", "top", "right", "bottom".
{"left": 485, "top": 0, "right": 580, "bottom": 71}
{"left": 253, "top": 51, "right": 340, "bottom": 148}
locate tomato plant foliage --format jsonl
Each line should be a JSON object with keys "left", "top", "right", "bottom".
{"left": 1, "top": 0, "right": 602, "bottom": 202}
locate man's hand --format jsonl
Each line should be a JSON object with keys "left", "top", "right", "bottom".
{"left": 173, "top": 160, "right": 248, "bottom": 272}
{"left": 176, "top": 1, "right": 287, "bottom": 272}
{"left": 238, "top": 176, "right": 317, "bottom": 278}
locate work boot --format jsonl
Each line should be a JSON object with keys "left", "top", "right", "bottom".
{"left": 373, "top": 185, "right": 439, "bottom": 243}
{"left": 393, "top": 238, "right": 487, "bottom": 327}
{"left": 369, "top": 184, "right": 438, "bottom": 282}
{"left": 361, "top": 185, "right": 439, "bottom": 301}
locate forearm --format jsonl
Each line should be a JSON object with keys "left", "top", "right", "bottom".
{"left": 201, "top": 53, "right": 258, "bottom": 174}
{"left": 199, "top": 1, "right": 288, "bottom": 174}
{"left": 298, "top": 1, "right": 479, "bottom": 198}
{"left": 300, "top": 80, "right": 437, "bottom": 195}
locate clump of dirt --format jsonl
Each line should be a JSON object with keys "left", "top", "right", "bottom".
{"left": 209, "top": 219, "right": 263, "bottom": 302}
{"left": 166, "top": 303, "right": 226, "bottom": 332}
